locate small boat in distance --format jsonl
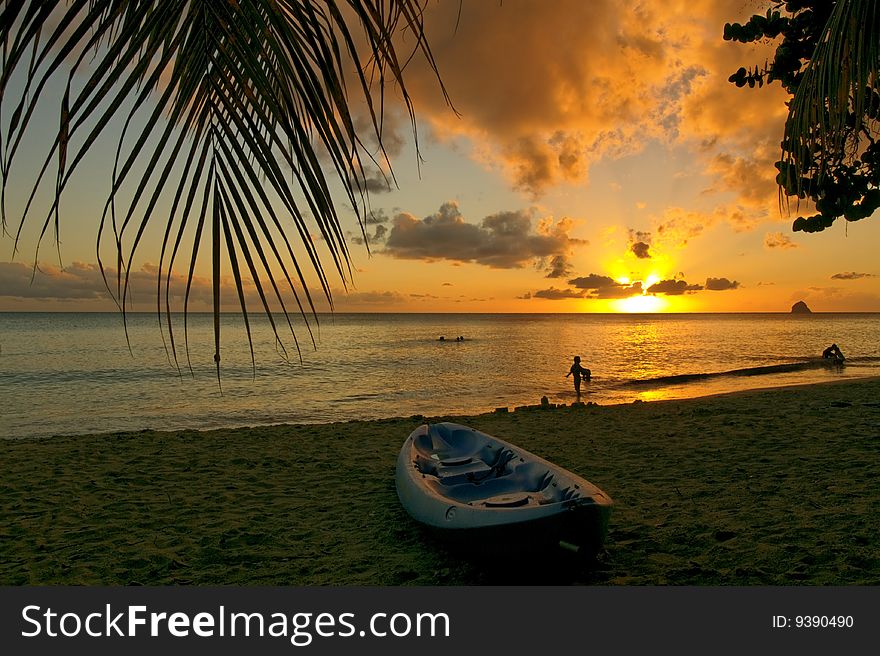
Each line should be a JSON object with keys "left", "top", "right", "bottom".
{"left": 395, "top": 422, "right": 613, "bottom": 556}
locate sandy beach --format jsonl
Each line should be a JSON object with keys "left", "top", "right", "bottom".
{"left": 2, "top": 377, "right": 879, "bottom": 586}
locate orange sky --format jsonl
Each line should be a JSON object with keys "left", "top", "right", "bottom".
{"left": 2, "top": 0, "right": 879, "bottom": 313}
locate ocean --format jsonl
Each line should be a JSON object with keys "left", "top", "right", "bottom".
{"left": 2, "top": 312, "right": 879, "bottom": 439}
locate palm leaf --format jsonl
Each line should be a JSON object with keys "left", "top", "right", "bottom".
{"left": 1, "top": 0, "right": 449, "bottom": 377}
{"left": 782, "top": 0, "right": 880, "bottom": 198}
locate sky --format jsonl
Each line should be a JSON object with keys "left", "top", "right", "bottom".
{"left": 2, "top": 0, "right": 879, "bottom": 313}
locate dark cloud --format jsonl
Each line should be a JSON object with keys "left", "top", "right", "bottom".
{"left": 566, "top": 273, "right": 642, "bottom": 298}
{"left": 365, "top": 209, "right": 390, "bottom": 225}
{"left": 705, "top": 277, "right": 740, "bottom": 291}
{"left": 545, "top": 254, "right": 574, "bottom": 279}
{"left": 349, "top": 211, "right": 390, "bottom": 246}
{"left": 631, "top": 241, "right": 651, "bottom": 259}
{"left": 627, "top": 229, "right": 652, "bottom": 259}
{"left": 383, "top": 201, "right": 585, "bottom": 273}
{"left": 831, "top": 272, "right": 876, "bottom": 280}
{"left": 590, "top": 281, "right": 644, "bottom": 298}
{"left": 362, "top": 171, "right": 393, "bottom": 194}
{"left": 532, "top": 287, "right": 586, "bottom": 300}
{"left": 568, "top": 273, "right": 618, "bottom": 290}
{"left": 647, "top": 278, "right": 703, "bottom": 295}
{"left": 350, "top": 170, "right": 393, "bottom": 194}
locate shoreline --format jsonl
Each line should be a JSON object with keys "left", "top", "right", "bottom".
{"left": 7, "top": 373, "right": 879, "bottom": 444}
{"left": 2, "top": 376, "right": 879, "bottom": 585}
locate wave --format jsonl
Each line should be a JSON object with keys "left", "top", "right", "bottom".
{"left": 622, "top": 358, "right": 847, "bottom": 388}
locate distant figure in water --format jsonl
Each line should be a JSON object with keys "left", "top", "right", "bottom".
{"left": 455, "top": 336, "right": 464, "bottom": 342}
{"left": 566, "top": 356, "right": 591, "bottom": 398}
{"left": 439, "top": 336, "right": 446, "bottom": 341}
{"left": 822, "top": 343, "right": 845, "bottom": 361}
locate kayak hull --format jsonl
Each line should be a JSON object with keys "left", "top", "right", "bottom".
{"left": 395, "top": 422, "right": 613, "bottom": 556}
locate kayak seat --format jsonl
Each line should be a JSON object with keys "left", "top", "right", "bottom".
{"left": 413, "top": 424, "right": 487, "bottom": 462}
{"left": 413, "top": 454, "right": 494, "bottom": 484}
{"left": 435, "top": 459, "right": 494, "bottom": 484}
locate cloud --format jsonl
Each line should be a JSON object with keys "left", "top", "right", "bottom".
{"left": 831, "top": 272, "right": 876, "bottom": 280}
{"left": 626, "top": 229, "right": 652, "bottom": 259}
{"left": 0, "top": 261, "right": 216, "bottom": 308}
{"left": 382, "top": 201, "right": 585, "bottom": 274}
{"left": 705, "top": 277, "right": 740, "bottom": 291}
{"left": 0, "top": 261, "right": 402, "bottom": 313}
{"left": 365, "top": 209, "right": 390, "bottom": 225}
{"left": 532, "top": 287, "right": 586, "bottom": 300}
{"left": 349, "top": 209, "right": 391, "bottom": 246}
{"left": 544, "top": 254, "right": 574, "bottom": 279}
{"left": 764, "top": 232, "right": 799, "bottom": 250}
{"left": 361, "top": 170, "right": 393, "bottom": 194}
{"left": 654, "top": 208, "right": 708, "bottom": 247}
{"left": 330, "top": 289, "right": 409, "bottom": 310}
{"left": 590, "top": 281, "right": 644, "bottom": 298}
{"left": 398, "top": 1, "right": 731, "bottom": 196}
{"left": 647, "top": 278, "right": 703, "bottom": 295}
{"left": 391, "top": 0, "right": 793, "bottom": 223}
{"left": 565, "top": 273, "right": 643, "bottom": 298}
{"left": 0, "top": 261, "right": 111, "bottom": 300}
{"left": 568, "top": 273, "right": 618, "bottom": 290}
{"left": 568, "top": 273, "right": 642, "bottom": 298}
{"left": 631, "top": 241, "right": 651, "bottom": 259}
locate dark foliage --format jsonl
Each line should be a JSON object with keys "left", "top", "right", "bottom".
{"left": 725, "top": 0, "right": 880, "bottom": 233}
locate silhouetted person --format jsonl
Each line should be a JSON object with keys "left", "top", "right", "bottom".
{"left": 822, "top": 343, "right": 845, "bottom": 361}
{"left": 566, "top": 356, "right": 591, "bottom": 398}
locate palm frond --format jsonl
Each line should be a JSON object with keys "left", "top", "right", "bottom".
{"left": 1, "top": 0, "right": 449, "bottom": 379}
{"left": 783, "top": 0, "right": 880, "bottom": 194}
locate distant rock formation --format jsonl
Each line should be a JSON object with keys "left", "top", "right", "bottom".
{"left": 791, "top": 300, "right": 812, "bottom": 314}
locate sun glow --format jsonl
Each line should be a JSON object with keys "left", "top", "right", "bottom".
{"left": 643, "top": 273, "right": 662, "bottom": 289}
{"left": 614, "top": 293, "right": 667, "bottom": 313}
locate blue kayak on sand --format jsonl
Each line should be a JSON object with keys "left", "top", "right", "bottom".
{"left": 395, "top": 422, "right": 613, "bottom": 556}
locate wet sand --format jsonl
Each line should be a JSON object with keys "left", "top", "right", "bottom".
{"left": 2, "top": 377, "right": 879, "bottom": 585}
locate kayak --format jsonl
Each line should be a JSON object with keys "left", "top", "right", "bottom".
{"left": 395, "top": 422, "right": 613, "bottom": 556}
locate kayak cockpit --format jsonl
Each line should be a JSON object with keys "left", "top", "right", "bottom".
{"left": 412, "top": 424, "right": 588, "bottom": 509}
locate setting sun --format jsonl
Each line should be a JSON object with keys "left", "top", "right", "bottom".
{"left": 614, "top": 293, "right": 668, "bottom": 313}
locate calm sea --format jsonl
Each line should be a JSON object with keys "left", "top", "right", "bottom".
{"left": 2, "top": 312, "right": 879, "bottom": 439}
